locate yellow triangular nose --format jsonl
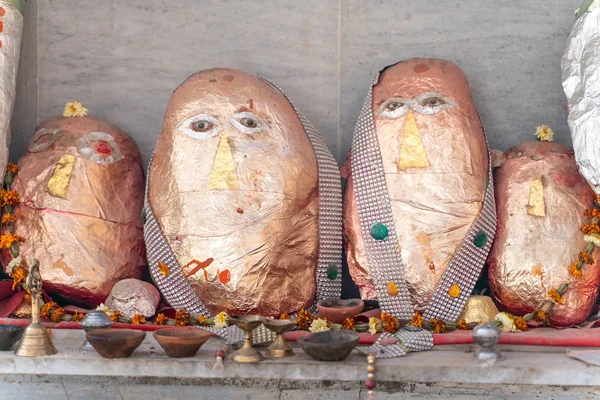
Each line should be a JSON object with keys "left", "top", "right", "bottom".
{"left": 527, "top": 176, "right": 545, "bottom": 217}
{"left": 398, "top": 110, "right": 430, "bottom": 170}
{"left": 208, "top": 133, "right": 240, "bottom": 190}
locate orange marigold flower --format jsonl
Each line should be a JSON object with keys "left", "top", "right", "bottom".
{"left": 513, "top": 317, "right": 529, "bottom": 331}
{"left": 110, "top": 310, "right": 122, "bottom": 323}
{"left": 197, "top": 315, "right": 207, "bottom": 325}
{"left": 409, "top": 311, "right": 423, "bottom": 328}
{"left": 23, "top": 293, "right": 31, "bottom": 305}
{"left": 279, "top": 313, "right": 289, "bottom": 320}
{"left": 175, "top": 309, "right": 190, "bottom": 326}
{"left": 548, "top": 288, "right": 565, "bottom": 305}
{"left": 155, "top": 313, "right": 168, "bottom": 325}
{"left": 381, "top": 312, "right": 400, "bottom": 333}
{"left": 0, "top": 233, "right": 24, "bottom": 250}
{"left": 581, "top": 224, "right": 600, "bottom": 235}
{"left": 297, "top": 308, "right": 314, "bottom": 331}
{"left": 71, "top": 312, "right": 85, "bottom": 323}
{"left": 131, "top": 314, "right": 146, "bottom": 324}
{"left": 6, "top": 163, "right": 18, "bottom": 175}
{"left": 1, "top": 213, "right": 16, "bottom": 225}
{"left": 0, "top": 190, "right": 20, "bottom": 207}
{"left": 578, "top": 251, "right": 595, "bottom": 265}
{"left": 51, "top": 307, "right": 65, "bottom": 323}
{"left": 342, "top": 317, "right": 355, "bottom": 331}
{"left": 457, "top": 320, "right": 468, "bottom": 330}
{"left": 585, "top": 208, "right": 600, "bottom": 219}
{"left": 430, "top": 318, "right": 446, "bottom": 334}
{"left": 534, "top": 310, "right": 549, "bottom": 324}
{"left": 11, "top": 267, "right": 27, "bottom": 291}
{"left": 40, "top": 302, "right": 57, "bottom": 320}
{"left": 569, "top": 262, "right": 584, "bottom": 279}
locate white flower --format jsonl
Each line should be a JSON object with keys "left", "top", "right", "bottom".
{"left": 584, "top": 234, "right": 600, "bottom": 247}
{"left": 309, "top": 318, "right": 330, "bottom": 333}
{"left": 5, "top": 256, "right": 22, "bottom": 276}
{"left": 214, "top": 311, "right": 229, "bottom": 329}
{"left": 494, "top": 312, "right": 517, "bottom": 333}
{"left": 63, "top": 101, "right": 88, "bottom": 118}
{"left": 534, "top": 125, "right": 554, "bottom": 142}
{"left": 368, "top": 317, "right": 382, "bottom": 335}
{"left": 96, "top": 303, "right": 111, "bottom": 316}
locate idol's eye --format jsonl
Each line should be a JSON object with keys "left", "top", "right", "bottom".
{"left": 77, "top": 132, "right": 123, "bottom": 164}
{"left": 178, "top": 114, "right": 221, "bottom": 140}
{"left": 28, "top": 128, "right": 64, "bottom": 153}
{"left": 411, "top": 92, "right": 456, "bottom": 115}
{"left": 229, "top": 112, "right": 268, "bottom": 135}
{"left": 375, "top": 97, "right": 410, "bottom": 119}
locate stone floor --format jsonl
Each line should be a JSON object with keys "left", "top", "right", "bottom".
{"left": 1, "top": 330, "right": 600, "bottom": 399}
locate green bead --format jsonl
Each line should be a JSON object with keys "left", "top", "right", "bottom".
{"left": 474, "top": 231, "right": 488, "bottom": 248}
{"left": 371, "top": 223, "right": 389, "bottom": 241}
{"left": 326, "top": 264, "right": 339, "bottom": 280}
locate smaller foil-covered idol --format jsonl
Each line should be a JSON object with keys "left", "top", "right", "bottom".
{"left": 489, "top": 142, "right": 600, "bottom": 326}
{"left": 6, "top": 103, "right": 146, "bottom": 307}
{"left": 145, "top": 69, "right": 342, "bottom": 319}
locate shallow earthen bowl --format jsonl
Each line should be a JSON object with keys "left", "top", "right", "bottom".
{"left": 0, "top": 325, "right": 24, "bottom": 350}
{"left": 316, "top": 299, "right": 364, "bottom": 324}
{"left": 153, "top": 328, "right": 211, "bottom": 358}
{"left": 86, "top": 329, "right": 145, "bottom": 359}
{"left": 297, "top": 330, "right": 360, "bottom": 361}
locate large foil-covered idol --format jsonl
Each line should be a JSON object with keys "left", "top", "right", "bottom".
{"left": 346, "top": 59, "right": 495, "bottom": 320}
{"left": 489, "top": 142, "right": 600, "bottom": 326}
{"left": 145, "top": 68, "right": 342, "bottom": 318}
{"left": 8, "top": 106, "right": 146, "bottom": 307}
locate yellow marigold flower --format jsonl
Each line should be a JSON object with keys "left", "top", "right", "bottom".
{"left": 457, "top": 320, "right": 468, "bottom": 330}
{"left": 578, "top": 251, "right": 595, "bottom": 265}
{"left": 535, "top": 125, "right": 554, "bottom": 142}
{"left": 513, "top": 316, "right": 528, "bottom": 331}
{"left": 214, "top": 311, "right": 229, "bottom": 329}
{"left": 197, "top": 315, "right": 207, "bottom": 325}
{"left": 430, "top": 318, "right": 446, "bottom": 334}
{"left": 175, "top": 309, "right": 190, "bottom": 326}
{"left": 155, "top": 313, "right": 168, "bottom": 325}
{"left": 131, "top": 314, "right": 146, "bottom": 324}
{"left": 110, "top": 310, "right": 122, "bottom": 323}
{"left": 63, "top": 101, "right": 88, "bottom": 118}
{"left": 368, "top": 317, "right": 383, "bottom": 335}
{"left": 40, "top": 302, "right": 57, "bottom": 320}
{"left": 297, "top": 308, "right": 314, "bottom": 331}
{"left": 71, "top": 312, "right": 84, "bottom": 323}
{"left": 381, "top": 312, "right": 400, "bottom": 333}
{"left": 409, "top": 311, "right": 423, "bottom": 328}
{"left": 1, "top": 213, "right": 16, "bottom": 225}
{"left": 0, "top": 233, "right": 23, "bottom": 249}
{"left": 548, "top": 288, "right": 565, "bottom": 304}
{"left": 6, "top": 163, "right": 17, "bottom": 175}
{"left": 569, "top": 262, "right": 583, "bottom": 279}
{"left": 581, "top": 224, "right": 600, "bottom": 235}
{"left": 51, "top": 307, "right": 65, "bottom": 323}
{"left": 342, "top": 317, "right": 355, "bottom": 331}
{"left": 534, "top": 310, "right": 549, "bottom": 324}
{"left": 11, "top": 267, "right": 27, "bottom": 291}
{"left": 279, "top": 313, "right": 289, "bottom": 320}
{"left": 0, "top": 190, "right": 20, "bottom": 207}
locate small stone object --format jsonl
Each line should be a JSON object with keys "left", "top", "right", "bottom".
{"left": 370, "top": 223, "right": 389, "bottom": 240}
{"left": 473, "top": 231, "right": 488, "bottom": 248}
{"left": 105, "top": 279, "right": 160, "bottom": 318}
{"left": 326, "top": 264, "right": 339, "bottom": 280}
{"left": 472, "top": 322, "right": 501, "bottom": 362}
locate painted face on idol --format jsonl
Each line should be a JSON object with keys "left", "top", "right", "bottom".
{"left": 149, "top": 68, "right": 319, "bottom": 316}
{"left": 346, "top": 59, "right": 488, "bottom": 310}
{"left": 9, "top": 115, "right": 145, "bottom": 307}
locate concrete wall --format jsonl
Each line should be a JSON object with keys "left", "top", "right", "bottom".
{"left": 10, "top": 0, "right": 580, "bottom": 165}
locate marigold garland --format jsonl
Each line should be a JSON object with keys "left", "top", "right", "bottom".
{"left": 51, "top": 307, "right": 65, "bottom": 323}
{"left": 0, "top": 233, "right": 23, "bottom": 249}
{"left": 409, "top": 311, "right": 423, "bottom": 328}
{"left": 131, "top": 314, "right": 146, "bottom": 324}
{"left": 6, "top": 163, "right": 17, "bottom": 175}
{"left": 40, "top": 302, "right": 57, "bottom": 320}
{"left": 381, "top": 312, "right": 400, "bottom": 334}
{"left": 548, "top": 288, "right": 565, "bottom": 305}
{"left": 342, "top": 317, "right": 355, "bottom": 331}
{"left": 11, "top": 267, "right": 26, "bottom": 291}
{"left": 71, "top": 312, "right": 84, "bottom": 323}
{"left": 568, "top": 262, "right": 583, "bottom": 279}
{"left": 1, "top": 213, "right": 16, "bottom": 225}
{"left": 513, "top": 316, "right": 528, "bottom": 331}
{"left": 297, "top": 308, "right": 313, "bottom": 331}
{"left": 279, "top": 313, "right": 289, "bottom": 320}
{"left": 155, "top": 313, "right": 168, "bottom": 325}
{"left": 197, "top": 315, "right": 207, "bottom": 325}
{"left": 175, "top": 309, "right": 190, "bottom": 326}
{"left": 578, "top": 251, "right": 595, "bottom": 265}
{"left": 430, "top": 318, "right": 446, "bottom": 334}
{"left": 457, "top": 320, "right": 468, "bottom": 330}
{"left": 0, "top": 189, "right": 20, "bottom": 207}
{"left": 110, "top": 310, "right": 122, "bottom": 323}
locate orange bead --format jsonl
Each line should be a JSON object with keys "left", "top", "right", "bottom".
{"left": 386, "top": 281, "right": 398, "bottom": 296}
{"left": 448, "top": 283, "right": 461, "bottom": 298}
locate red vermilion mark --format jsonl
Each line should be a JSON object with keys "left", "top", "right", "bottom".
{"left": 236, "top": 207, "right": 244, "bottom": 214}
{"left": 218, "top": 269, "right": 231, "bottom": 285}
{"left": 248, "top": 99, "right": 253, "bottom": 109}
{"left": 0, "top": 7, "right": 5, "bottom": 16}
{"left": 222, "top": 74, "right": 234, "bottom": 82}
{"left": 413, "top": 63, "right": 431, "bottom": 74}
{"left": 429, "top": 262, "right": 436, "bottom": 274}
{"left": 95, "top": 141, "right": 112, "bottom": 155}
{"left": 184, "top": 258, "right": 214, "bottom": 281}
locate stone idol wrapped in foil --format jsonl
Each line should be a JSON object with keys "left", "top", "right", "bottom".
{"left": 488, "top": 141, "right": 600, "bottom": 325}
{"left": 345, "top": 59, "right": 495, "bottom": 357}
{"left": 6, "top": 103, "right": 146, "bottom": 307}
{"left": 145, "top": 68, "right": 342, "bottom": 318}
{"left": 562, "top": 0, "right": 600, "bottom": 194}
{"left": 0, "top": 0, "right": 25, "bottom": 182}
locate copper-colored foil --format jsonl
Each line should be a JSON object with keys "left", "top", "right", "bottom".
{"left": 488, "top": 142, "right": 600, "bottom": 326}
{"left": 345, "top": 59, "right": 488, "bottom": 311}
{"left": 457, "top": 295, "right": 499, "bottom": 324}
{"left": 6, "top": 116, "right": 146, "bottom": 307}
{"left": 149, "top": 69, "right": 319, "bottom": 317}
{"left": 105, "top": 279, "right": 160, "bottom": 318}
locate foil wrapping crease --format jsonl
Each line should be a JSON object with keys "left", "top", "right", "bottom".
{"left": 457, "top": 295, "right": 499, "bottom": 324}
{"left": 562, "top": 6, "right": 600, "bottom": 194}
{"left": 488, "top": 142, "right": 600, "bottom": 326}
{"left": 0, "top": 1, "right": 24, "bottom": 183}
{"left": 6, "top": 116, "right": 146, "bottom": 307}
{"left": 148, "top": 69, "right": 319, "bottom": 317}
{"left": 105, "top": 279, "right": 160, "bottom": 318}
{"left": 345, "top": 59, "right": 488, "bottom": 311}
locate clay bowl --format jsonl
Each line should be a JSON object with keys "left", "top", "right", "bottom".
{"left": 153, "top": 328, "right": 211, "bottom": 358}
{"left": 297, "top": 330, "right": 360, "bottom": 361}
{"left": 0, "top": 325, "right": 24, "bottom": 350}
{"left": 317, "top": 299, "right": 364, "bottom": 324}
{"left": 86, "top": 329, "right": 145, "bottom": 359}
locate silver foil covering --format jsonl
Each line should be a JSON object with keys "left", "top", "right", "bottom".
{"left": 562, "top": 2, "right": 600, "bottom": 194}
